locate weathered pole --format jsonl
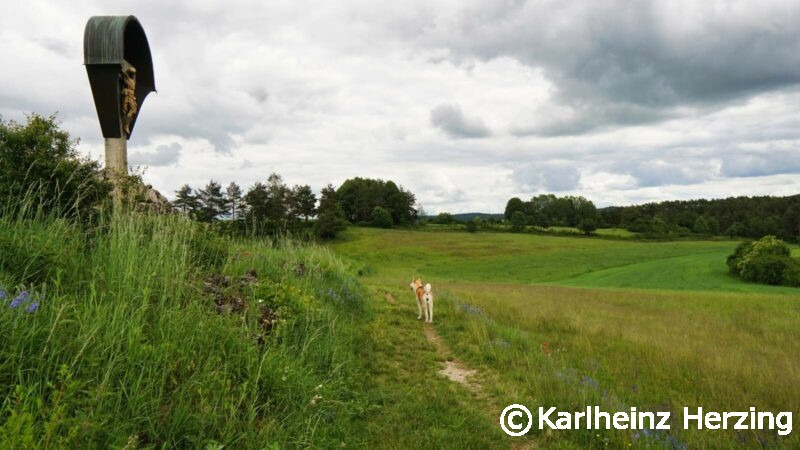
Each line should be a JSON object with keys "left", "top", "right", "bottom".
{"left": 104, "top": 137, "right": 128, "bottom": 176}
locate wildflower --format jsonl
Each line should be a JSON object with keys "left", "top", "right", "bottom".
{"left": 309, "top": 394, "right": 322, "bottom": 406}
{"left": 314, "top": 384, "right": 323, "bottom": 391}
{"left": 9, "top": 291, "right": 29, "bottom": 308}
{"left": 27, "top": 302, "right": 40, "bottom": 313}
{"left": 0, "top": 288, "right": 6, "bottom": 299}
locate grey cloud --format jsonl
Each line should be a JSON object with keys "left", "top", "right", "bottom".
{"left": 129, "top": 142, "right": 182, "bottom": 167}
{"left": 606, "top": 154, "right": 718, "bottom": 188}
{"left": 430, "top": 104, "right": 491, "bottom": 138}
{"left": 3, "top": 1, "right": 800, "bottom": 214}
{"left": 510, "top": 103, "right": 670, "bottom": 137}
{"left": 721, "top": 148, "right": 800, "bottom": 178}
{"left": 429, "top": 1, "right": 800, "bottom": 133}
{"left": 512, "top": 162, "right": 581, "bottom": 192}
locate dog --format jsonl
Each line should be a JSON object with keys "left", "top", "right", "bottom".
{"left": 410, "top": 277, "right": 433, "bottom": 323}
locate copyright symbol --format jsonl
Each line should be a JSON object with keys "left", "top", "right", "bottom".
{"left": 500, "top": 404, "right": 532, "bottom": 436}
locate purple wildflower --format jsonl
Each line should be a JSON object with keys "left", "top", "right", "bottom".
{"left": 26, "top": 302, "right": 40, "bottom": 313}
{"left": 9, "top": 291, "right": 29, "bottom": 308}
{"left": 0, "top": 288, "right": 6, "bottom": 300}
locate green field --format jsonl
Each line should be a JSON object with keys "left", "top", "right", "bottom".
{"left": 4, "top": 212, "right": 799, "bottom": 448}
{"left": 331, "top": 227, "right": 800, "bottom": 449}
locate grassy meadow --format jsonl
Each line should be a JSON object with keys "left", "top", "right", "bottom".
{"left": 0, "top": 204, "right": 511, "bottom": 448}
{"left": 332, "top": 227, "right": 800, "bottom": 449}
{"left": 3, "top": 204, "right": 799, "bottom": 448}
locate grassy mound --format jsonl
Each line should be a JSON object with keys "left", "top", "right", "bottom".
{"left": 0, "top": 208, "right": 366, "bottom": 448}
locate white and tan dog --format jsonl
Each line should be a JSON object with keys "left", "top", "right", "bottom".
{"left": 410, "top": 277, "right": 433, "bottom": 323}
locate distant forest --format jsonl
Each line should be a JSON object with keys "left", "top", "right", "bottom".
{"left": 497, "top": 193, "right": 800, "bottom": 241}
{"left": 599, "top": 195, "right": 800, "bottom": 241}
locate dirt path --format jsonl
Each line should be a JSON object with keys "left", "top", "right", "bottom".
{"left": 385, "top": 292, "right": 482, "bottom": 392}
{"left": 422, "top": 325, "right": 482, "bottom": 392}
{"left": 382, "top": 289, "right": 533, "bottom": 449}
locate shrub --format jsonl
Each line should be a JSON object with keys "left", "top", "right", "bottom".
{"left": 510, "top": 211, "right": 526, "bottom": 232}
{"left": 433, "top": 212, "right": 455, "bottom": 224}
{"left": 783, "top": 258, "right": 800, "bottom": 287}
{"left": 0, "top": 114, "right": 111, "bottom": 220}
{"left": 577, "top": 218, "right": 598, "bottom": 235}
{"left": 370, "top": 206, "right": 393, "bottom": 228}
{"left": 740, "top": 253, "right": 788, "bottom": 285}
{"left": 727, "top": 241, "right": 753, "bottom": 275}
{"left": 727, "top": 235, "right": 799, "bottom": 287}
{"left": 465, "top": 217, "right": 480, "bottom": 233}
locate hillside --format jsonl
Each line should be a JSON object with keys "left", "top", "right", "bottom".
{"left": 331, "top": 227, "right": 800, "bottom": 448}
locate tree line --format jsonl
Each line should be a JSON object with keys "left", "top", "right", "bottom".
{"left": 503, "top": 194, "right": 599, "bottom": 234}
{"left": 598, "top": 196, "right": 800, "bottom": 240}
{"left": 498, "top": 193, "right": 800, "bottom": 241}
{"left": 336, "top": 177, "right": 418, "bottom": 226}
{"left": 173, "top": 174, "right": 317, "bottom": 230}
{"left": 172, "top": 175, "right": 418, "bottom": 238}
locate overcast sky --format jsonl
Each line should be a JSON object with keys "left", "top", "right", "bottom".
{"left": 2, "top": 1, "right": 799, "bottom": 213}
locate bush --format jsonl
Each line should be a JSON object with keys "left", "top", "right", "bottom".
{"left": 740, "top": 253, "right": 789, "bottom": 285}
{"left": 782, "top": 258, "right": 800, "bottom": 287}
{"left": 727, "top": 236, "right": 799, "bottom": 287}
{"left": 727, "top": 241, "right": 753, "bottom": 275}
{"left": 0, "top": 114, "right": 111, "bottom": 220}
{"left": 433, "top": 212, "right": 455, "bottom": 224}
{"left": 465, "top": 217, "right": 480, "bottom": 233}
{"left": 578, "top": 218, "right": 597, "bottom": 235}
{"left": 510, "top": 211, "right": 526, "bottom": 232}
{"left": 370, "top": 206, "right": 393, "bottom": 228}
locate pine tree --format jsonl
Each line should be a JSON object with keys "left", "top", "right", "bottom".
{"left": 197, "top": 180, "right": 226, "bottom": 222}
{"left": 244, "top": 182, "right": 269, "bottom": 223}
{"left": 291, "top": 184, "right": 317, "bottom": 222}
{"left": 173, "top": 184, "right": 200, "bottom": 217}
{"left": 265, "top": 173, "right": 289, "bottom": 225}
{"left": 315, "top": 184, "right": 347, "bottom": 238}
{"left": 226, "top": 181, "right": 243, "bottom": 221}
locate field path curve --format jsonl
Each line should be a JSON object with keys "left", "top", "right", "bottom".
{"left": 383, "top": 292, "right": 535, "bottom": 449}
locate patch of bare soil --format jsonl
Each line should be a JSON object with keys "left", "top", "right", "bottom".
{"left": 384, "top": 292, "right": 481, "bottom": 391}
{"left": 422, "top": 325, "right": 481, "bottom": 392}
{"left": 385, "top": 291, "right": 533, "bottom": 449}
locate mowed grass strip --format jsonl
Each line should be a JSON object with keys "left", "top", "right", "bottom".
{"left": 432, "top": 283, "right": 800, "bottom": 449}
{"left": 332, "top": 227, "right": 800, "bottom": 448}
{"left": 333, "top": 228, "right": 736, "bottom": 285}
{"left": 349, "top": 285, "right": 508, "bottom": 449}
{"left": 560, "top": 251, "right": 800, "bottom": 294}
{"left": 334, "top": 227, "right": 799, "bottom": 295}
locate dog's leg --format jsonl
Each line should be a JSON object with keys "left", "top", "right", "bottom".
{"left": 417, "top": 298, "right": 423, "bottom": 320}
{"left": 427, "top": 300, "right": 433, "bottom": 323}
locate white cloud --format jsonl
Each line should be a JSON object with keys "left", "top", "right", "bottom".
{"left": 1, "top": 0, "right": 799, "bottom": 213}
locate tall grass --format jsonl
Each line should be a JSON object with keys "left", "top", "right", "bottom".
{"left": 335, "top": 227, "right": 800, "bottom": 449}
{"left": 428, "top": 283, "right": 800, "bottom": 449}
{"left": 0, "top": 198, "right": 367, "bottom": 448}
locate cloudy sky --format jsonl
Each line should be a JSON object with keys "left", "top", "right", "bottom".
{"left": 2, "top": 1, "right": 799, "bottom": 213}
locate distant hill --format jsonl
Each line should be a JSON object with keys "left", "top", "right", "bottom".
{"left": 424, "top": 212, "right": 504, "bottom": 222}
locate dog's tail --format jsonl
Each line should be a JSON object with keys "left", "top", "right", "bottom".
{"left": 424, "top": 283, "right": 431, "bottom": 293}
